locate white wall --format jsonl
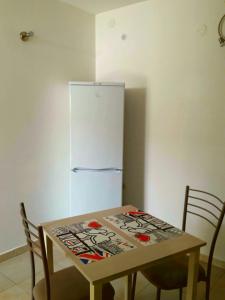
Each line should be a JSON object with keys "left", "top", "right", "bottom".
{"left": 96, "top": 0, "right": 225, "bottom": 260}
{"left": 0, "top": 0, "right": 95, "bottom": 253}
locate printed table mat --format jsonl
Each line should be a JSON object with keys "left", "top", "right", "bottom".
{"left": 104, "top": 210, "right": 183, "bottom": 246}
{"left": 51, "top": 220, "right": 136, "bottom": 265}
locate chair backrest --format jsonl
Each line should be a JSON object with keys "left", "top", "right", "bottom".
{"left": 182, "top": 186, "right": 225, "bottom": 282}
{"left": 20, "top": 203, "right": 51, "bottom": 300}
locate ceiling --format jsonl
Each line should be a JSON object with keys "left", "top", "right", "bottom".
{"left": 60, "top": 0, "right": 147, "bottom": 14}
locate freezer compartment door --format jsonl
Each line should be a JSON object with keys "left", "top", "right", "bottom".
{"left": 70, "top": 171, "right": 123, "bottom": 216}
{"left": 70, "top": 84, "right": 124, "bottom": 169}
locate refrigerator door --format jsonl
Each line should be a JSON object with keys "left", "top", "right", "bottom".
{"left": 70, "top": 170, "right": 123, "bottom": 216}
{"left": 70, "top": 84, "right": 124, "bottom": 169}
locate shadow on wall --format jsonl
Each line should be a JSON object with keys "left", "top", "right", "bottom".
{"left": 123, "top": 88, "right": 146, "bottom": 210}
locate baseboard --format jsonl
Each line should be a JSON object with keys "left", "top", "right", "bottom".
{"left": 200, "top": 254, "right": 225, "bottom": 270}
{"left": 0, "top": 244, "right": 27, "bottom": 263}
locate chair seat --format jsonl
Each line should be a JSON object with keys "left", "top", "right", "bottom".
{"left": 33, "top": 266, "right": 115, "bottom": 300}
{"left": 142, "top": 254, "right": 206, "bottom": 290}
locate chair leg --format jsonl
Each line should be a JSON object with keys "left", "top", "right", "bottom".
{"left": 205, "top": 280, "right": 210, "bottom": 300}
{"left": 179, "top": 288, "right": 183, "bottom": 300}
{"left": 131, "top": 272, "right": 137, "bottom": 300}
{"left": 156, "top": 288, "right": 161, "bottom": 300}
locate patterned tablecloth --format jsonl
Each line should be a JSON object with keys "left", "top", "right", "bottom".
{"left": 51, "top": 210, "right": 182, "bottom": 265}
{"left": 104, "top": 210, "right": 182, "bottom": 245}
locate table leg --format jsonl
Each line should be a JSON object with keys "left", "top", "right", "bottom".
{"left": 186, "top": 248, "right": 200, "bottom": 300}
{"left": 90, "top": 283, "right": 102, "bottom": 300}
{"left": 46, "top": 235, "right": 54, "bottom": 274}
{"left": 125, "top": 274, "right": 133, "bottom": 300}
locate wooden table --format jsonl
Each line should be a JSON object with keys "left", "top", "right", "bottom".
{"left": 42, "top": 205, "right": 206, "bottom": 300}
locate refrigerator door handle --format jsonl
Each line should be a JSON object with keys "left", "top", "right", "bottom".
{"left": 72, "top": 167, "right": 122, "bottom": 173}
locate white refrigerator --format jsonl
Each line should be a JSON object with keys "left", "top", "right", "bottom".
{"left": 69, "top": 82, "right": 124, "bottom": 216}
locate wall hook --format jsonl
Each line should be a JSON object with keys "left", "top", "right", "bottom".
{"left": 218, "top": 15, "right": 225, "bottom": 47}
{"left": 20, "top": 31, "right": 34, "bottom": 42}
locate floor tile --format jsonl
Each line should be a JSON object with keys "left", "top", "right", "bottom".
{"left": 0, "top": 285, "right": 30, "bottom": 300}
{"left": 201, "top": 262, "right": 225, "bottom": 285}
{"left": 134, "top": 273, "right": 151, "bottom": 294}
{"left": 111, "top": 277, "right": 126, "bottom": 300}
{"left": 0, "top": 252, "right": 42, "bottom": 284}
{"left": 0, "top": 273, "right": 15, "bottom": 293}
{"left": 136, "top": 285, "right": 184, "bottom": 300}
{"left": 0, "top": 249, "right": 225, "bottom": 300}
{"left": 111, "top": 273, "right": 149, "bottom": 300}
{"left": 55, "top": 257, "right": 73, "bottom": 269}
{"left": 135, "top": 283, "right": 156, "bottom": 300}
{"left": 17, "top": 271, "right": 43, "bottom": 295}
{"left": 53, "top": 246, "right": 66, "bottom": 262}
{"left": 210, "top": 272, "right": 225, "bottom": 300}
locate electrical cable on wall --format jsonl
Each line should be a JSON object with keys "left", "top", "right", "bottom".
{"left": 218, "top": 14, "right": 225, "bottom": 47}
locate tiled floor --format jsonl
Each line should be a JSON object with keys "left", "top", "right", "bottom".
{"left": 0, "top": 248, "right": 225, "bottom": 300}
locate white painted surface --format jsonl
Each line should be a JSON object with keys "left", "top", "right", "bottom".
{"left": 70, "top": 83, "right": 124, "bottom": 215}
{"left": 71, "top": 170, "right": 123, "bottom": 215}
{"left": 69, "top": 81, "right": 125, "bottom": 86}
{"left": 96, "top": 0, "right": 225, "bottom": 261}
{"left": 70, "top": 84, "right": 124, "bottom": 169}
{"left": 0, "top": 0, "right": 95, "bottom": 253}
{"left": 60, "top": 0, "right": 147, "bottom": 14}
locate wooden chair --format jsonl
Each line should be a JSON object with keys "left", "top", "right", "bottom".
{"left": 131, "top": 186, "right": 225, "bottom": 300}
{"left": 20, "top": 202, "right": 115, "bottom": 300}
